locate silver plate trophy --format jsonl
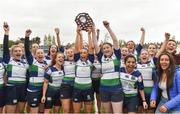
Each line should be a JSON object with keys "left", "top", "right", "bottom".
{"left": 75, "top": 13, "right": 93, "bottom": 31}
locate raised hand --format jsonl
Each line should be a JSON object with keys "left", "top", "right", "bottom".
{"left": 54, "top": 28, "right": 60, "bottom": 35}
{"left": 87, "top": 27, "right": 92, "bottom": 35}
{"left": 140, "top": 27, "right": 145, "bottom": 32}
{"left": 96, "top": 29, "right": 100, "bottom": 34}
{"left": 165, "top": 32, "right": 170, "bottom": 41}
{"left": 103, "top": 21, "right": 110, "bottom": 28}
{"left": 139, "top": 27, "right": 145, "bottom": 45}
{"left": 96, "top": 29, "right": 100, "bottom": 41}
{"left": 76, "top": 25, "right": 82, "bottom": 36}
{"left": 25, "top": 29, "right": 32, "bottom": 38}
{"left": 3, "top": 22, "right": 10, "bottom": 35}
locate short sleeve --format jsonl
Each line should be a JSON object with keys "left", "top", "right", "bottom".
{"left": 136, "top": 44, "right": 143, "bottom": 55}
{"left": 136, "top": 71, "right": 144, "bottom": 90}
{"left": 74, "top": 53, "right": 80, "bottom": 62}
{"left": 88, "top": 54, "right": 94, "bottom": 63}
{"left": 114, "top": 48, "right": 121, "bottom": 60}
{"left": 44, "top": 68, "right": 52, "bottom": 81}
{"left": 59, "top": 46, "right": 64, "bottom": 53}
{"left": 96, "top": 51, "right": 103, "bottom": 63}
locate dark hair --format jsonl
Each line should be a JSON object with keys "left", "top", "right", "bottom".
{"left": 126, "top": 40, "right": 135, "bottom": 47}
{"left": 47, "top": 44, "right": 58, "bottom": 56}
{"left": 31, "top": 42, "right": 39, "bottom": 50}
{"left": 165, "top": 40, "right": 177, "bottom": 54}
{"left": 15, "top": 41, "right": 24, "bottom": 45}
{"left": 124, "top": 54, "right": 136, "bottom": 63}
{"left": 148, "top": 43, "right": 158, "bottom": 49}
{"left": 102, "top": 42, "right": 113, "bottom": 48}
{"left": 80, "top": 48, "right": 89, "bottom": 57}
{"left": 168, "top": 39, "right": 176, "bottom": 44}
{"left": 65, "top": 44, "right": 73, "bottom": 50}
{"left": 157, "top": 52, "right": 175, "bottom": 88}
{"left": 81, "top": 47, "right": 88, "bottom": 52}
{"left": 51, "top": 52, "right": 64, "bottom": 66}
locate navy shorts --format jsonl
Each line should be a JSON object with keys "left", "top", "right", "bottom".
{"left": 27, "top": 90, "right": 42, "bottom": 107}
{"left": 72, "top": 88, "right": 94, "bottom": 102}
{"left": 60, "top": 84, "right": 73, "bottom": 99}
{"left": 0, "top": 88, "right": 5, "bottom": 107}
{"left": 5, "top": 84, "right": 27, "bottom": 105}
{"left": 100, "top": 89, "right": 124, "bottom": 102}
{"left": 123, "top": 96, "right": 139, "bottom": 112}
{"left": 44, "top": 88, "right": 61, "bottom": 109}
{"left": 92, "top": 79, "right": 100, "bottom": 94}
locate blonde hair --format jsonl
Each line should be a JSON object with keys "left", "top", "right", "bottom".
{"left": 10, "top": 45, "right": 22, "bottom": 55}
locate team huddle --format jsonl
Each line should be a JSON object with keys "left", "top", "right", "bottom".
{"left": 0, "top": 21, "right": 180, "bottom": 114}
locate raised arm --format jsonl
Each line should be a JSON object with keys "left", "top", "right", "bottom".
{"left": 103, "top": 21, "right": 119, "bottom": 49}
{"left": 87, "top": 27, "right": 94, "bottom": 54}
{"left": 24, "top": 29, "right": 33, "bottom": 65}
{"left": 3, "top": 22, "right": 10, "bottom": 63}
{"left": 54, "top": 28, "right": 61, "bottom": 48}
{"left": 96, "top": 29, "right": 100, "bottom": 41}
{"left": 79, "top": 29, "right": 83, "bottom": 51}
{"left": 155, "top": 33, "right": 170, "bottom": 58}
{"left": 74, "top": 26, "right": 82, "bottom": 53}
{"left": 92, "top": 25, "right": 100, "bottom": 54}
{"left": 139, "top": 27, "right": 145, "bottom": 45}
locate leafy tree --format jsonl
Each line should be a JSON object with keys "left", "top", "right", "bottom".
{"left": 8, "top": 40, "right": 16, "bottom": 47}
{"left": 32, "top": 36, "right": 41, "bottom": 44}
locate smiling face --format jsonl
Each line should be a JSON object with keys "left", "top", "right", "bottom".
{"left": 17, "top": 43, "right": 24, "bottom": 53}
{"left": 125, "top": 56, "right": 136, "bottom": 73}
{"left": 102, "top": 43, "right": 113, "bottom": 58}
{"left": 55, "top": 53, "right": 64, "bottom": 66}
{"left": 35, "top": 49, "right": 44, "bottom": 62}
{"left": 140, "top": 50, "right": 149, "bottom": 63}
{"left": 160, "top": 54, "right": 170, "bottom": 71}
{"left": 121, "top": 47, "right": 129, "bottom": 59}
{"left": 12, "top": 46, "right": 23, "bottom": 60}
{"left": 166, "top": 40, "right": 177, "bottom": 53}
{"left": 32, "top": 43, "right": 39, "bottom": 53}
{"left": 80, "top": 48, "right": 88, "bottom": 60}
{"left": 49, "top": 45, "right": 58, "bottom": 55}
{"left": 126, "top": 41, "right": 135, "bottom": 53}
{"left": 148, "top": 44, "right": 157, "bottom": 57}
{"left": 66, "top": 48, "right": 74, "bottom": 61}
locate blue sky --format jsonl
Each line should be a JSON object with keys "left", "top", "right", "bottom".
{"left": 0, "top": 0, "right": 180, "bottom": 45}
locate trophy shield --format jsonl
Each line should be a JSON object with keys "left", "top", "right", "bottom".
{"left": 75, "top": 13, "right": 93, "bottom": 31}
